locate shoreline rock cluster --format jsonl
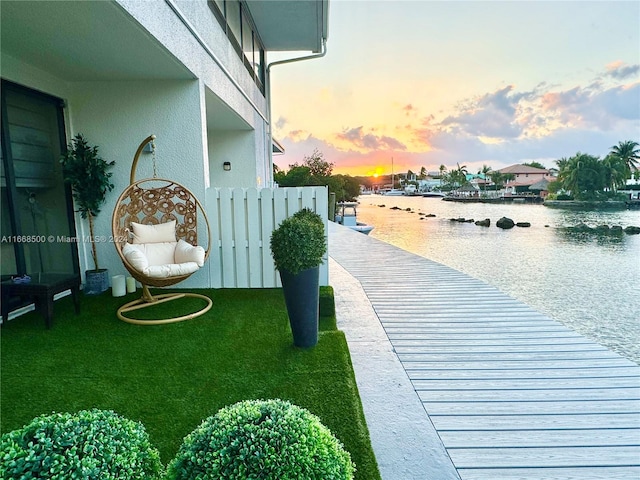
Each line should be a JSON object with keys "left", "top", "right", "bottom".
{"left": 564, "top": 223, "right": 640, "bottom": 235}
{"left": 448, "top": 216, "right": 530, "bottom": 229}
{"left": 379, "top": 205, "right": 640, "bottom": 235}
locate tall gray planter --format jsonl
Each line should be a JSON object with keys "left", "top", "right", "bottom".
{"left": 279, "top": 266, "right": 319, "bottom": 348}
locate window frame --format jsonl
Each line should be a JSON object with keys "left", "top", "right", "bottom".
{"left": 208, "top": 0, "right": 266, "bottom": 94}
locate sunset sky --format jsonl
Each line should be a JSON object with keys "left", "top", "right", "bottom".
{"left": 269, "top": 0, "right": 640, "bottom": 177}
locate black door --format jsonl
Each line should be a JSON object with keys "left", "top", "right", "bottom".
{"left": 1, "top": 80, "right": 79, "bottom": 279}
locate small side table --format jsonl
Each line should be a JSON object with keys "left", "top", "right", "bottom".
{"left": 1, "top": 273, "right": 81, "bottom": 329}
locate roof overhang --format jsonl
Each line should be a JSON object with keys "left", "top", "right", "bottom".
{"left": 0, "top": 1, "right": 193, "bottom": 81}
{"left": 272, "top": 137, "right": 285, "bottom": 154}
{"left": 246, "top": 0, "right": 328, "bottom": 52}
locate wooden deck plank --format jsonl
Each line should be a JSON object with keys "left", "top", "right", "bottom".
{"left": 457, "top": 466, "right": 640, "bottom": 480}
{"left": 440, "top": 429, "right": 640, "bottom": 448}
{"left": 402, "top": 359, "right": 636, "bottom": 369}
{"left": 407, "top": 366, "right": 640, "bottom": 379}
{"left": 412, "top": 376, "right": 640, "bottom": 389}
{"left": 430, "top": 413, "right": 639, "bottom": 430}
{"left": 423, "top": 399, "right": 640, "bottom": 415}
{"left": 397, "top": 351, "right": 627, "bottom": 361}
{"left": 394, "top": 343, "right": 609, "bottom": 353}
{"left": 418, "top": 388, "right": 640, "bottom": 402}
{"left": 328, "top": 223, "right": 640, "bottom": 478}
{"left": 447, "top": 446, "right": 640, "bottom": 468}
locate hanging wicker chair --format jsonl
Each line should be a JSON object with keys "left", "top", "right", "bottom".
{"left": 112, "top": 135, "right": 212, "bottom": 325}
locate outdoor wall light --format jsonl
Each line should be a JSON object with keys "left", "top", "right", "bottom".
{"left": 223, "top": 161, "right": 231, "bottom": 171}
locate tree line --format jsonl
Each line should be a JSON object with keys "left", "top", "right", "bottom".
{"left": 274, "top": 149, "right": 362, "bottom": 202}
{"left": 552, "top": 140, "right": 639, "bottom": 199}
{"left": 274, "top": 140, "right": 639, "bottom": 200}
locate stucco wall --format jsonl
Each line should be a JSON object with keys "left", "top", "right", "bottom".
{"left": 68, "top": 79, "right": 210, "bottom": 288}
{"left": 207, "top": 109, "right": 269, "bottom": 188}
{"left": 2, "top": 0, "right": 279, "bottom": 290}
{"left": 117, "top": 0, "right": 268, "bottom": 130}
{"left": 208, "top": 130, "right": 256, "bottom": 188}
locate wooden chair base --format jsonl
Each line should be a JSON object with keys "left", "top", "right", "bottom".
{"left": 117, "top": 287, "right": 212, "bottom": 325}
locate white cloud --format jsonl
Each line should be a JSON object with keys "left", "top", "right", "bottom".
{"left": 335, "top": 126, "right": 407, "bottom": 151}
{"left": 605, "top": 61, "right": 640, "bottom": 80}
{"left": 276, "top": 64, "right": 640, "bottom": 175}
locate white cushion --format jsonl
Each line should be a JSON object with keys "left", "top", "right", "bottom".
{"left": 122, "top": 241, "right": 202, "bottom": 279}
{"left": 143, "top": 242, "right": 177, "bottom": 266}
{"left": 174, "top": 239, "right": 206, "bottom": 267}
{"left": 122, "top": 243, "right": 149, "bottom": 271}
{"left": 144, "top": 262, "right": 200, "bottom": 278}
{"left": 131, "top": 220, "right": 176, "bottom": 244}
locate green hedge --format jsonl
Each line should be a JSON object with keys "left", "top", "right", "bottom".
{"left": 0, "top": 409, "right": 163, "bottom": 480}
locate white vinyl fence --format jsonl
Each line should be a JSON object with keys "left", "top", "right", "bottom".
{"left": 205, "top": 186, "right": 329, "bottom": 288}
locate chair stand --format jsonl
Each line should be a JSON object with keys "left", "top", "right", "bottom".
{"left": 117, "top": 285, "right": 212, "bottom": 325}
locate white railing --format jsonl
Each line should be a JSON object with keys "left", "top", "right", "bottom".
{"left": 206, "top": 186, "right": 329, "bottom": 288}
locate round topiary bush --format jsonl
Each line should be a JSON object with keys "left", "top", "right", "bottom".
{"left": 166, "top": 399, "right": 355, "bottom": 480}
{"left": 291, "top": 207, "right": 324, "bottom": 226}
{"left": 270, "top": 213, "right": 326, "bottom": 276}
{"left": 0, "top": 409, "right": 163, "bottom": 480}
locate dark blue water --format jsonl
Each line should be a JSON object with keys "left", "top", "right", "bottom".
{"left": 357, "top": 196, "right": 640, "bottom": 363}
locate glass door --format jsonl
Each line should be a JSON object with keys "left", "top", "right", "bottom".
{"left": 1, "top": 80, "right": 78, "bottom": 278}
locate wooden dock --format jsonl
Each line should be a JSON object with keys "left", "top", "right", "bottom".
{"left": 328, "top": 222, "right": 640, "bottom": 480}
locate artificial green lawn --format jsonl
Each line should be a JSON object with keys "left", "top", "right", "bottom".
{"left": 1, "top": 287, "right": 380, "bottom": 480}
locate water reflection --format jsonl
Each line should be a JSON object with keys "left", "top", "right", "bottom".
{"left": 356, "top": 196, "right": 640, "bottom": 363}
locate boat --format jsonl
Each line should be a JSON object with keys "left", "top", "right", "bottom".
{"left": 422, "top": 190, "right": 446, "bottom": 198}
{"left": 334, "top": 202, "right": 374, "bottom": 234}
{"left": 383, "top": 157, "right": 404, "bottom": 196}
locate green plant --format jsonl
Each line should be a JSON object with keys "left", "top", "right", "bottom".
{"left": 270, "top": 210, "right": 326, "bottom": 275}
{"left": 166, "top": 399, "right": 355, "bottom": 480}
{"left": 292, "top": 207, "right": 324, "bottom": 225}
{"left": 0, "top": 409, "right": 163, "bottom": 479}
{"left": 60, "top": 134, "right": 115, "bottom": 270}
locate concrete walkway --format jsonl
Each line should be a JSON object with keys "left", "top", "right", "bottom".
{"left": 328, "top": 222, "right": 640, "bottom": 480}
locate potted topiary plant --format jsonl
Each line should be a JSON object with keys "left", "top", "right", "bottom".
{"left": 166, "top": 399, "right": 355, "bottom": 479}
{"left": 270, "top": 208, "right": 326, "bottom": 348}
{"left": 60, "top": 133, "right": 115, "bottom": 295}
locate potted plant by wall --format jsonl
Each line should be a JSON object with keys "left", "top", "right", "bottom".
{"left": 270, "top": 209, "right": 327, "bottom": 348}
{"left": 60, "top": 133, "right": 115, "bottom": 295}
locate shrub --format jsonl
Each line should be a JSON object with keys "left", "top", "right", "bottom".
{"left": 0, "top": 409, "right": 163, "bottom": 480}
{"left": 166, "top": 399, "right": 355, "bottom": 480}
{"left": 270, "top": 211, "right": 326, "bottom": 275}
{"left": 292, "top": 207, "right": 324, "bottom": 225}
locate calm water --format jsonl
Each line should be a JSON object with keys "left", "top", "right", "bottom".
{"left": 355, "top": 195, "right": 640, "bottom": 364}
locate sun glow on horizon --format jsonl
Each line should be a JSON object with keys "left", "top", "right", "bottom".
{"left": 367, "top": 166, "right": 385, "bottom": 178}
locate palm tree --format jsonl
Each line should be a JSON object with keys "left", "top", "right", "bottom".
{"left": 479, "top": 164, "right": 492, "bottom": 191}
{"left": 490, "top": 171, "right": 504, "bottom": 191}
{"left": 449, "top": 163, "right": 468, "bottom": 190}
{"left": 609, "top": 140, "right": 639, "bottom": 179}
{"left": 556, "top": 157, "right": 570, "bottom": 171}
{"left": 438, "top": 164, "right": 447, "bottom": 187}
{"left": 559, "top": 153, "right": 605, "bottom": 199}
{"left": 602, "top": 154, "right": 627, "bottom": 192}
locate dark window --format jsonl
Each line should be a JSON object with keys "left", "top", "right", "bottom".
{"left": 1, "top": 80, "right": 79, "bottom": 278}
{"left": 208, "top": 0, "right": 265, "bottom": 94}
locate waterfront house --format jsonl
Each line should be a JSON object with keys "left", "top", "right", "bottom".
{"left": 1, "top": 0, "right": 329, "bottom": 314}
{"left": 497, "top": 164, "right": 553, "bottom": 194}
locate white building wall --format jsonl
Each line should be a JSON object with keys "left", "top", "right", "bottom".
{"left": 2, "top": 0, "right": 289, "bottom": 290}
{"left": 208, "top": 130, "right": 256, "bottom": 188}
{"left": 67, "top": 79, "right": 209, "bottom": 288}
{"left": 117, "top": 0, "right": 268, "bottom": 131}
